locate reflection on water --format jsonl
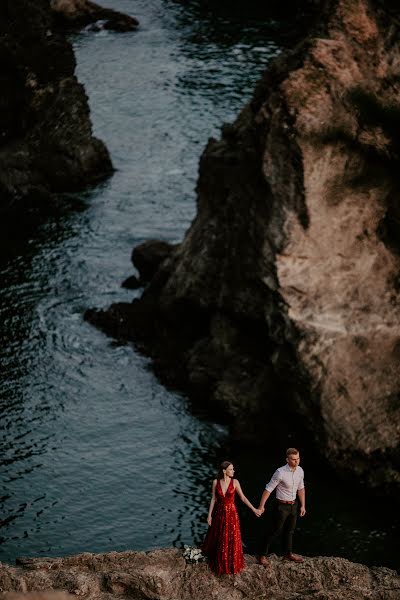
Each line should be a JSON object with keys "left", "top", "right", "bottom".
{"left": 0, "top": 0, "right": 398, "bottom": 571}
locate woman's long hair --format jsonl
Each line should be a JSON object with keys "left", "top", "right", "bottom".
{"left": 217, "top": 460, "right": 233, "bottom": 480}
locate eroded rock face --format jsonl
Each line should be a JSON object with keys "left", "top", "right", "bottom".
{"left": 1, "top": 549, "right": 399, "bottom": 600}
{"left": 0, "top": 0, "right": 113, "bottom": 213}
{"left": 86, "top": 0, "right": 400, "bottom": 491}
{"left": 271, "top": 0, "right": 400, "bottom": 488}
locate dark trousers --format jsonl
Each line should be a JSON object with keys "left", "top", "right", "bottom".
{"left": 260, "top": 501, "right": 298, "bottom": 555}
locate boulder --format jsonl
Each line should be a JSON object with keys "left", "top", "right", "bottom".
{"left": 50, "top": 0, "right": 139, "bottom": 32}
{"left": 121, "top": 275, "right": 142, "bottom": 290}
{"left": 131, "top": 240, "right": 177, "bottom": 284}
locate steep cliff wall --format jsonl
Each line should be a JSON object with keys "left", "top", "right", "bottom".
{"left": 1, "top": 549, "right": 399, "bottom": 600}
{"left": 86, "top": 0, "right": 400, "bottom": 491}
{"left": 0, "top": 0, "right": 113, "bottom": 213}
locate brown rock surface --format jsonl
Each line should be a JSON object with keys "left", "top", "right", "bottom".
{"left": 1, "top": 549, "right": 399, "bottom": 600}
{"left": 86, "top": 0, "right": 400, "bottom": 491}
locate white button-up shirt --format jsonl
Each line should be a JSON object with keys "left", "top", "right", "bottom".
{"left": 265, "top": 464, "right": 305, "bottom": 501}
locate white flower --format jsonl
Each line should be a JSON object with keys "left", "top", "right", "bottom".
{"left": 182, "top": 545, "right": 206, "bottom": 564}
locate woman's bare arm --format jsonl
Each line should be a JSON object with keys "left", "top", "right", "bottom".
{"left": 207, "top": 479, "right": 217, "bottom": 525}
{"left": 234, "top": 479, "right": 261, "bottom": 516}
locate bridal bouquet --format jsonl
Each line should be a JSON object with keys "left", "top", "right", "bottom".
{"left": 183, "top": 545, "right": 206, "bottom": 564}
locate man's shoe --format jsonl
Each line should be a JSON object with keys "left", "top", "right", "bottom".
{"left": 258, "top": 555, "right": 270, "bottom": 567}
{"left": 284, "top": 553, "right": 304, "bottom": 563}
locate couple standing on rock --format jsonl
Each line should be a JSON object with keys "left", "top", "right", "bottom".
{"left": 202, "top": 448, "right": 306, "bottom": 575}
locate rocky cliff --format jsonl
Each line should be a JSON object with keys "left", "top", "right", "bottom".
{"left": 0, "top": 0, "right": 113, "bottom": 214}
{"left": 1, "top": 549, "right": 399, "bottom": 600}
{"left": 86, "top": 0, "right": 400, "bottom": 492}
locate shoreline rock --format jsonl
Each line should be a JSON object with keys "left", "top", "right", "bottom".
{"left": 86, "top": 0, "right": 400, "bottom": 493}
{"left": 0, "top": 549, "right": 399, "bottom": 600}
{"left": 0, "top": 0, "right": 114, "bottom": 215}
{"left": 50, "top": 0, "right": 139, "bottom": 33}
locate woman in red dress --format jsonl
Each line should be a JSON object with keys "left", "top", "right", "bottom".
{"left": 202, "top": 461, "right": 261, "bottom": 575}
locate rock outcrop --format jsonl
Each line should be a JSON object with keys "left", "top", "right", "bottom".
{"left": 0, "top": 0, "right": 113, "bottom": 214}
{"left": 50, "top": 0, "right": 139, "bottom": 33}
{"left": 86, "top": 0, "right": 400, "bottom": 492}
{"left": 1, "top": 549, "right": 399, "bottom": 600}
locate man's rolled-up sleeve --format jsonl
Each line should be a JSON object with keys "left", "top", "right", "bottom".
{"left": 265, "top": 469, "right": 281, "bottom": 492}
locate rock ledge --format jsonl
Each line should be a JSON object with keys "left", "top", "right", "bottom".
{"left": 1, "top": 549, "right": 399, "bottom": 600}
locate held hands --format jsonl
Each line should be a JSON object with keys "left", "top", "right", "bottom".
{"left": 254, "top": 507, "right": 264, "bottom": 517}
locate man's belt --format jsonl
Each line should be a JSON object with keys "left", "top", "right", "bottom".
{"left": 277, "top": 499, "right": 297, "bottom": 505}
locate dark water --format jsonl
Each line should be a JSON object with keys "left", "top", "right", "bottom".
{"left": 0, "top": 0, "right": 398, "bottom": 571}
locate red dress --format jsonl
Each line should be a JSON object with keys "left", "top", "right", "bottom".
{"left": 202, "top": 478, "right": 245, "bottom": 575}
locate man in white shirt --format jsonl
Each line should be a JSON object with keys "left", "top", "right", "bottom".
{"left": 257, "top": 447, "right": 306, "bottom": 565}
